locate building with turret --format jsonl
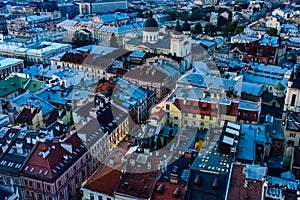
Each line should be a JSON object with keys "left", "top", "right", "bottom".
{"left": 284, "top": 67, "right": 300, "bottom": 114}
{"left": 124, "top": 13, "right": 192, "bottom": 73}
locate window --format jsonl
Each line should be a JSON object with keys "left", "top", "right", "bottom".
{"left": 38, "top": 194, "right": 43, "bottom": 200}
{"left": 291, "top": 94, "right": 296, "bottom": 107}
{"left": 90, "top": 193, "right": 94, "bottom": 200}
{"left": 166, "top": 105, "right": 170, "bottom": 111}
{"left": 290, "top": 133, "right": 296, "bottom": 138}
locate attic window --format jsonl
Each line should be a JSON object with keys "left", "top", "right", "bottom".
{"left": 212, "top": 177, "right": 220, "bottom": 189}
{"left": 194, "top": 174, "right": 202, "bottom": 185}
{"left": 156, "top": 183, "right": 164, "bottom": 194}
{"left": 172, "top": 187, "right": 180, "bottom": 198}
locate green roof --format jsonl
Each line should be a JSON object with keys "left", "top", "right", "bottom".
{"left": 0, "top": 74, "right": 44, "bottom": 97}
{"left": 25, "top": 79, "right": 44, "bottom": 93}
{"left": 274, "top": 82, "right": 285, "bottom": 91}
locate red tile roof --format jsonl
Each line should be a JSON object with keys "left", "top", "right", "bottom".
{"left": 16, "top": 107, "right": 38, "bottom": 125}
{"left": 21, "top": 134, "right": 86, "bottom": 181}
{"left": 83, "top": 55, "right": 114, "bottom": 69}
{"left": 227, "top": 164, "right": 263, "bottom": 200}
{"left": 172, "top": 98, "right": 239, "bottom": 117}
{"left": 83, "top": 165, "right": 122, "bottom": 196}
{"left": 60, "top": 52, "right": 86, "bottom": 64}
{"left": 124, "top": 65, "right": 167, "bottom": 83}
{"left": 152, "top": 181, "right": 186, "bottom": 200}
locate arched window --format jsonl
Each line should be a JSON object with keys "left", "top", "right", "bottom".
{"left": 291, "top": 94, "right": 296, "bottom": 107}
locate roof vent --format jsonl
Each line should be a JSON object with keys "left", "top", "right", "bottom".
{"left": 212, "top": 177, "right": 220, "bottom": 189}
{"left": 172, "top": 187, "right": 181, "bottom": 198}
{"left": 156, "top": 183, "right": 164, "bottom": 194}
{"left": 194, "top": 174, "right": 202, "bottom": 186}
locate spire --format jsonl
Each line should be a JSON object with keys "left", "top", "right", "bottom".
{"left": 148, "top": 11, "right": 153, "bottom": 19}
{"left": 174, "top": 20, "right": 182, "bottom": 33}
{"left": 289, "top": 69, "right": 295, "bottom": 81}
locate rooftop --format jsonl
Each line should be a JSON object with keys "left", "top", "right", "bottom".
{"left": 237, "top": 124, "right": 271, "bottom": 162}
{"left": 12, "top": 92, "right": 54, "bottom": 117}
{"left": 176, "top": 73, "right": 242, "bottom": 94}
{"left": 0, "top": 73, "right": 44, "bottom": 97}
{"left": 0, "top": 57, "right": 23, "bottom": 70}
{"left": 185, "top": 148, "right": 233, "bottom": 200}
{"left": 21, "top": 133, "right": 87, "bottom": 181}
{"left": 227, "top": 164, "right": 265, "bottom": 200}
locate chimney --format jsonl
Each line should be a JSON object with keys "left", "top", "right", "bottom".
{"left": 109, "top": 157, "right": 115, "bottom": 166}
{"left": 16, "top": 143, "right": 24, "bottom": 154}
{"left": 147, "top": 161, "right": 151, "bottom": 170}
{"left": 26, "top": 136, "right": 31, "bottom": 144}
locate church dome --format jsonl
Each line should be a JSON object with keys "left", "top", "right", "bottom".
{"left": 174, "top": 21, "right": 182, "bottom": 33}
{"left": 35, "top": 0, "right": 59, "bottom": 12}
{"left": 182, "top": 20, "right": 191, "bottom": 32}
{"left": 143, "top": 12, "right": 158, "bottom": 32}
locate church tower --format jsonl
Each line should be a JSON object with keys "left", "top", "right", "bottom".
{"left": 284, "top": 66, "right": 300, "bottom": 116}
{"left": 143, "top": 12, "right": 159, "bottom": 44}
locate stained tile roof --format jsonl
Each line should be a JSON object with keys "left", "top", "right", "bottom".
{"left": 83, "top": 165, "right": 122, "bottom": 196}
{"left": 227, "top": 164, "right": 264, "bottom": 200}
{"left": 21, "top": 134, "right": 87, "bottom": 181}
{"left": 15, "top": 107, "right": 39, "bottom": 125}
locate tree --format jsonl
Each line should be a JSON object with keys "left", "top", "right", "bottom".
{"left": 267, "top": 27, "right": 278, "bottom": 36}
{"left": 234, "top": 25, "right": 245, "bottom": 34}
{"left": 72, "top": 29, "right": 94, "bottom": 47}
{"left": 221, "top": 21, "right": 238, "bottom": 34}
{"left": 192, "top": 22, "right": 202, "bottom": 34}
{"left": 205, "top": 23, "right": 217, "bottom": 35}
{"left": 218, "top": 15, "right": 228, "bottom": 27}
{"left": 110, "top": 33, "right": 119, "bottom": 48}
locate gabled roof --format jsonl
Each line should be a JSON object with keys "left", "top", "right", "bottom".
{"left": 21, "top": 133, "right": 86, "bottom": 181}
{"left": 0, "top": 74, "right": 43, "bottom": 97}
{"left": 227, "top": 164, "right": 264, "bottom": 200}
{"left": 16, "top": 107, "right": 39, "bottom": 125}
{"left": 83, "top": 165, "right": 122, "bottom": 196}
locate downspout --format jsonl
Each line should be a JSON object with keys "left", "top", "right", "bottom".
{"left": 224, "top": 162, "right": 234, "bottom": 200}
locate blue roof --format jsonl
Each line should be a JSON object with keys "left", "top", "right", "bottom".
{"left": 242, "top": 82, "right": 264, "bottom": 96}
{"left": 13, "top": 92, "right": 55, "bottom": 116}
{"left": 100, "top": 13, "right": 130, "bottom": 23}
{"left": 130, "top": 51, "right": 146, "bottom": 58}
{"left": 237, "top": 124, "right": 270, "bottom": 162}
{"left": 241, "top": 70, "right": 288, "bottom": 87}
{"left": 53, "top": 69, "right": 78, "bottom": 79}
{"left": 37, "top": 86, "right": 92, "bottom": 105}
{"left": 0, "top": 184, "right": 13, "bottom": 200}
